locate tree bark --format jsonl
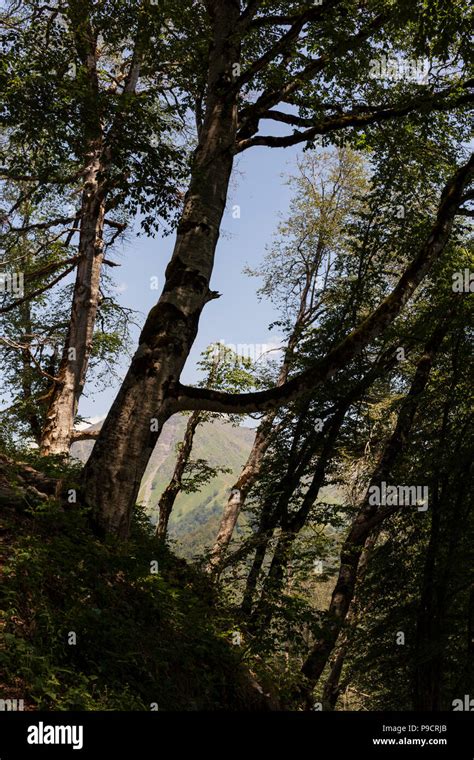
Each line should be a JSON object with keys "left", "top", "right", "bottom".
{"left": 81, "top": 1, "right": 241, "bottom": 538}
{"left": 40, "top": 147, "right": 105, "bottom": 455}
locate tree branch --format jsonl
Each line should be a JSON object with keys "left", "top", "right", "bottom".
{"left": 233, "top": 0, "right": 343, "bottom": 92}
{"left": 0, "top": 259, "right": 80, "bottom": 314}
{"left": 71, "top": 428, "right": 101, "bottom": 442}
{"left": 170, "top": 155, "right": 473, "bottom": 415}
{"left": 236, "top": 82, "right": 474, "bottom": 151}
{"left": 237, "top": 11, "right": 388, "bottom": 133}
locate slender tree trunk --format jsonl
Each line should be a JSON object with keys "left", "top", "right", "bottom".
{"left": 413, "top": 484, "right": 443, "bottom": 711}
{"left": 241, "top": 523, "right": 277, "bottom": 617}
{"left": 413, "top": 458, "right": 470, "bottom": 709}
{"left": 413, "top": 358, "right": 468, "bottom": 711}
{"left": 156, "top": 411, "right": 201, "bottom": 539}
{"left": 81, "top": 2, "right": 241, "bottom": 538}
{"left": 240, "top": 405, "right": 341, "bottom": 616}
{"left": 321, "top": 530, "right": 380, "bottom": 710}
{"left": 244, "top": 353, "right": 395, "bottom": 621}
{"left": 250, "top": 402, "right": 350, "bottom": 627}
{"left": 239, "top": 409, "right": 318, "bottom": 615}
{"left": 299, "top": 316, "right": 452, "bottom": 705}
{"left": 39, "top": 0, "right": 145, "bottom": 456}
{"left": 40, "top": 3, "right": 106, "bottom": 456}
{"left": 207, "top": 417, "right": 275, "bottom": 575}
{"left": 40, "top": 147, "right": 105, "bottom": 456}
{"left": 207, "top": 271, "right": 316, "bottom": 575}
{"left": 19, "top": 297, "right": 43, "bottom": 444}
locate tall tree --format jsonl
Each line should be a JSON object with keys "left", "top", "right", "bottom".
{"left": 298, "top": 309, "right": 459, "bottom": 706}
{"left": 1, "top": 0, "right": 186, "bottom": 454}
{"left": 207, "top": 147, "right": 369, "bottom": 575}
{"left": 80, "top": 0, "right": 474, "bottom": 538}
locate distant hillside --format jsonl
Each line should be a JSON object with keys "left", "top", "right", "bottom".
{"left": 71, "top": 416, "right": 256, "bottom": 558}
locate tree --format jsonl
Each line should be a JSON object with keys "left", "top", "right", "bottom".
{"left": 1, "top": 0, "right": 187, "bottom": 454}
{"left": 207, "top": 146, "right": 369, "bottom": 575}
{"left": 337, "top": 316, "right": 472, "bottom": 710}
{"left": 0, "top": 181, "right": 135, "bottom": 447}
{"left": 298, "top": 307, "right": 460, "bottom": 706}
{"left": 80, "top": 0, "right": 474, "bottom": 539}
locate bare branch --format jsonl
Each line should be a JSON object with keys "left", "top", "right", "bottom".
{"left": 9, "top": 216, "right": 75, "bottom": 233}
{"left": 71, "top": 428, "right": 101, "bottom": 442}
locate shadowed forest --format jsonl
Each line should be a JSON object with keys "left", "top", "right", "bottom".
{"left": 0, "top": 0, "right": 473, "bottom": 714}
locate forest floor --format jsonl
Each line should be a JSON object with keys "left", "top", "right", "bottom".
{"left": 0, "top": 454, "right": 276, "bottom": 711}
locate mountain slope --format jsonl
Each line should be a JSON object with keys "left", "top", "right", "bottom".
{"left": 71, "top": 416, "right": 255, "bottom": 558}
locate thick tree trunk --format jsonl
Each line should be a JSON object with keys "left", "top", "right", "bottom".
{"left": 81, "top": 2, "right": 241, "bottom": 538}
{"left": 40, "top": 147, "right": 105, "bottom": 456}
{"left": 156, "top": 411, "right": 201, "bottom": 539}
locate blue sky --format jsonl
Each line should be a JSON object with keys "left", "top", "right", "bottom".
{"left": 79, "top": 143, "right": 302, "bottom": 421}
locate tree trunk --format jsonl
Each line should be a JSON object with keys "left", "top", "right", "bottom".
{"left": 250, "top": 401, "right": 350, "bottom": 628}
{"left": 243, "top": 353, "right": 394, "bottom": 620}
{"left": 207, "top": 269, "right": 316, "bottom": 575}
{"left": 156, "top": 411, "right": 201, "bottom": 539}
{"left": 40, "top": 146, "right": 105, "bottom": 456}
{"left": 207, "top": 417, "right": 275, "bottom": 575}
{"left": 299, "top": 315, "right": 452, "bottom": 705}
{"left": 40, "top": 4, "right": 106, "bottom": 456}
{"left": 81, "top": 2, "right": 241, "bottom": 538}
{"left": 321, "top": 530, "right": 380, "bottom": 710}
